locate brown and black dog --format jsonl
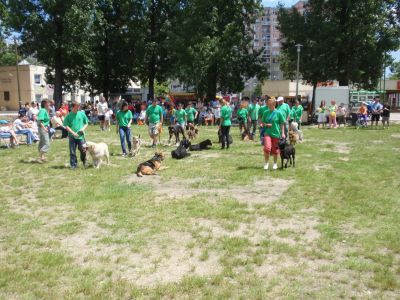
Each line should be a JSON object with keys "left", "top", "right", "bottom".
{"left": 186, "top": 123, "right": 199, "bottom": 140}
{"left": 136, "top": 152, "right": 166, "bottom": 177}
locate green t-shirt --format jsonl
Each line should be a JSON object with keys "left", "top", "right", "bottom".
{"left": 175, "top": 109, "right": 187, "bottom": 124}
{"left": 248, "top": 103, "right": 260, "bottom": 121}
{"left": 116, "top": 110, "right": 133, "bottom": 127}
{"left": 185, "top": 107, "right": 197, "bottom": 122}
{"left": 221, "top": 105, "right": 232, "bottom": 126}
{"left": 37, "top": 108, "right": 50, "bottom": 127}
{"left": 146, "top": 105, "right": 163, "bottom": 124}
{"left": 278, "top": 103, "right": 291, "bottom": 121}
{"left": 259, "top": 105, "right": 269, "bottom": 119}
{"left": 63, "top": 111, "right": 89, "bottom": 140}
{"left": 292, "top": 105, "right": 304, "bottom": 122}
{"left": 237, "top": 108, "right": 248, "bottom": 121}
{"left": 262, "top": 109, "right": 285, "bottom": 138}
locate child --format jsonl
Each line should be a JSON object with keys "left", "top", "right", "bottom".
{"left": 104, "top": 108, "right": 113, "bottom": 131}
{"left": 381, "top": 105, "right": 390, "bottom": 129}
{"left": 317, "top": 100, "right": 327, "bottom": 128}
{"left": 357, "top": 102, "right": 368, "bottom": 127}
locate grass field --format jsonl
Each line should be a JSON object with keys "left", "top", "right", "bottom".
{"left": 0, "top": 123, "right": 399, "bottom": 299}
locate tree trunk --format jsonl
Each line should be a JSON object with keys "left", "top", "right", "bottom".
{"left": 54, "top": 49, "right": 64, "bottom": 109}
{"left": 311, "top": 82, "right": 317, "bottom": 113}
{"left": 206, "top": 65, "right": 217, "bottom": 101}
{"left": 148, "top": 71, "right": 155, "bottom": 100}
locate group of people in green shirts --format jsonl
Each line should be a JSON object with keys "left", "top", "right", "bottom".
{"left": 236, "top": 96, "right": 303, "bottom": 170}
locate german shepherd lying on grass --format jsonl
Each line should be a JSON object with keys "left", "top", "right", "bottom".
{"left": 136, "top": 152, "right": 166, "bottom": 177}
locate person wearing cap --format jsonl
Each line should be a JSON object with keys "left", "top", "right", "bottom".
{"left": 63, "top": 100, "right": 89, "bottom": 169}
{"left": 174, "top": 103, "right": 187, "bottom": 130}
{"left": 37, "top": 99, "right": 51, "bottom": 163}
{"left": 248, "top": 98, "right": 260, "bottom": 139}
{"left": 277, "top": 96, "right": 290, "bottom": 134}
{"left": 145, "top": 99, "right": 163, "bottom": 148}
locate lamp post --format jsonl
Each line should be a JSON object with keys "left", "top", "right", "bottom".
{"left": 295, "top": 44, "right": 303, "bottom": 101}
{"left": 14, "top": 38, "right": 22, "bottom": 109}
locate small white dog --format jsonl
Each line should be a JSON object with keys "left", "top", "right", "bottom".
{"left": 131, "top": 135, "right": 143, "bottom": 157}
{"left": 290, "top": 122, "right": 303, "bottom": 141}
{"left": 86, "top": 141, "right": 110, "bottom": 168}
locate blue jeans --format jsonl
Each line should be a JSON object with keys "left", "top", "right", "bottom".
{"left": 15, "top": 129, "right": 36, "bottom": 145}
{"left": 119, "top": 126, "right": 132, "bottom": 154}
{"left": 69, "top": 137, "right": 87, "bottom": 168}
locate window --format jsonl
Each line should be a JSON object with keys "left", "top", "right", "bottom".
{"left": 35, "top": 94, "right": 42, "bottom": 102}
{"left": 34, "top": 74, "right": 41, "bottom": 84}
{"left": 81, "top": 95, "right": 86, "bottom": 103}
{"left": 4, "top": 91, "right": 10, "bottom": 101}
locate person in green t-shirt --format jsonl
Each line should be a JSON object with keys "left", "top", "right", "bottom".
{"left": 185, "top": 102, "right": 198, "bottom": 125}
{"left": 220, "top": 99, "right": 232, "bottom": 149}
{"left": 63, "top": 101, "right": 89, "bottom": 169}
{"left": 291, "top": 99, "right": 304, "bottom": 129}
{"left": 174, "top": 103, "right": 187, "bottom": 129}
{"left": 236, "top": 102, "right": 248, "bottom": 134}
{"left": 261, "top": 98, "right": 285, "bottom": 171}
{"left": 37, "top": 99, "right": 51, "bottom": 163}
{"left": 258, "top": 102, "right": 269, "bottom": 145}
{"left": 116, "top": 101, "right": 133, "bottom": 156}
{"left": 248, "top": 98, "right": 260, "bottom": 138}
{"left": 145, "top": 99, "right": 164, "bottom": 147}
{"left": 277, "top": 97, "right": 291, "bottom": 135}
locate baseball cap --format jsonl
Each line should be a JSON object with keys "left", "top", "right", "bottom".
{"left": 277, "top": 97, "right": 284, "bottom": 102}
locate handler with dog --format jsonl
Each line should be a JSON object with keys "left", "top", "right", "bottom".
{"left": 185, "top": 102, "right": 198, "bottom": 126}
{"left": 63, "top": 100, "right": 89, "bottom": 169}
{"left": 145, "top": 99, "right": 163, "bottom": 148}
{"left": 262, "top": 97, "right": 286, "bottom": 170}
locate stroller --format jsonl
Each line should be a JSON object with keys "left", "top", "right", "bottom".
{"left": 356, "top": 114, "right": 368, "bottom": 128}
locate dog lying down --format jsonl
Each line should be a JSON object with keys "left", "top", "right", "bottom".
{"left": 136, "top": 152, "right": 166, "bottom": 177}
{"left": 189, "top": 139, "right": 212, "bottom": 151}
{"left": 86, "top": 141, "right": 110, "bottom": 169}
{"left": 171, "top": 139, "right": 191, "bottom": 159}
{"left": 278, "top": 139, "right": 295, "bottom": 169}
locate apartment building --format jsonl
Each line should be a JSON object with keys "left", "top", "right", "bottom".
{"left": 253, "top": 1, "right": 307, "bottom": 80}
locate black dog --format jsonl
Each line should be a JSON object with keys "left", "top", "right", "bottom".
{"left": 168, "top": 124, "right": 186, "bottom": 144}
{"left": 217, "top": 129, "right": 233, "bottom": 145}
{"left": 189, "top": 139, "right": 212, "bottom": 151}
{"left": 278, "top": 139, "right": 295, "bottom": 169}
{"left": 171, "top": 139, "right": 191, "bottom": 159}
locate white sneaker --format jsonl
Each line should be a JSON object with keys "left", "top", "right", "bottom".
{"left": 264, "top": 163, "right": 269, "bottom": 170}
{"left": 272, "top": 164, "right": 278, "bottom": 170}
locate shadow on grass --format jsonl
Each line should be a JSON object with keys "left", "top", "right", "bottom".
{"left": 19, "top": 159, "right": 43, "bottom": 164}
{"left": 237, "top": 165, "right": 261, "bottom": 171}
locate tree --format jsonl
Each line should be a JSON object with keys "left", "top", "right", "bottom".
{"left": 0, "top": 38, "right": 20, "bottom": 66}
{"left": 253, "top": 83, "right": 262, "bottom": 97}
{"left": 76, "top": 0, "right": 144, "bottom": 100}
{"left": 136, "top": 0, "right": 182, "bottom": 100}
{"left": 389, "top": 61, "right": 400, "bottom": 79}
{"left": 7, "top": 0, "right": 95, "bottom": 108}
{"left": 173, "top": 0, "right": 267, "bottom": 100}
{"left": 278, "top": 0, "right": 400, "bottom": 91}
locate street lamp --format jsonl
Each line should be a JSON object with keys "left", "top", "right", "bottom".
{"left": 295, "top": 44, "right": 303, "bottom": 102}
{"left": 14, "top": 38, "right": 22, "bottom": 109}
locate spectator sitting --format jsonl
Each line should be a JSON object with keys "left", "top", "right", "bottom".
{"left": 358, "top": 102, "right": 368, "bottom": 125}
{"left": 204, "top": 109, "right": 214, "bottom": 126}
{"left": 213, "top": 105, "right": 221, "bottom": 125}
{"left": 0, "top": 124, "right": 19, "bottom": 147}
{"left": 13, "top": 115, "right": 38, "bottom": 145}
{"left": 28, "top": 102, "right": 39, "bottom": 121}
{"left": 51, "top": 111, "right": 68, "bottom": 138}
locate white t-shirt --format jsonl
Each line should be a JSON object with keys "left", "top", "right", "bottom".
{"left": 97, "top": 102, "right": 108, "bottom": 115}
{"left": 213, "top": 108, "right": 221, "bottom": 118}
{"left": 13, "top": 119, "right": 26, "bottom": 131}
{"left": 51, "top": 116, "right": 63, "bottom": 128}
{"left": 105, "top": 109, "right": 113, "bottom": 121}
{"left": 28, "top": 107, "right": 39, "bottom": 119}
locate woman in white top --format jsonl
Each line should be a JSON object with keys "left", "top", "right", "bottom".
{"left": 97, "top": 96, "right": 109, "bottom": 131}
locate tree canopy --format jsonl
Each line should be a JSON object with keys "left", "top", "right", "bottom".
{"left": 278, "top": 0, "right": 400, "bottom": 89}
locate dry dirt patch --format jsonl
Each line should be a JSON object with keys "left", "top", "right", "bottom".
{"left": 314, "top": 164, "right": 333, "bottom": 171}
{"left": 126, "top": 176, "right": 293, "bottom": 205}
{"left": 319, "top": 141, "right": 351, "bottom": 154}
{"left": 391, "top": 134, "right": 400, "bottom": 139}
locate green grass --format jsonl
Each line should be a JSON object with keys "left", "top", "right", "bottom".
{"left": 0, "top": 123, "right": 399, "bottom": 299}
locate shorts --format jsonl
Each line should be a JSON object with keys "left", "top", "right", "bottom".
{"left": 149, "top": 123, "right": 160, "bottom": 136}
{"left": 263, "top": 135, "right": 280, "bottom": 155}
{"left": 382, "top": 116, "right": 389, "bottom": 123}
{"left": 337, "top": 115, "right": 345, "bottom": 124}
{"left": 98, "top": 115, "right": 105, "bottom": 121}
{"left": 371, "top": 114, "right": 380, "bottom": 122}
